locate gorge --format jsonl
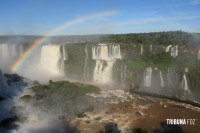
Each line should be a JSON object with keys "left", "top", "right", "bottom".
{"left": 0, "top": 31, "right": 200, "bottom": 133}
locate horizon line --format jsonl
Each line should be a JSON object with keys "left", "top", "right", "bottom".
{"left": 0, "top": 30, "right": 199, "bottom": 36}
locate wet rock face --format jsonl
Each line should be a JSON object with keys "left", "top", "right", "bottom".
{"left": 0, "top": 96, "right": 4, "bottom": 101}
{"left": 100, "top": 122, "right": 120, "bottom": 133}
{"left": 4, "top": 74, "right": 22, "bottom": 85}
{"left": 0, "top": 115, "right": 20, "bottom": 130}
{"left": 0, "top": 70, "right": 8, "bottom": 97}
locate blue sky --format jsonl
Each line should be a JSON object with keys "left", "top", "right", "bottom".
{"left": 0, "top": 0, "right": 200, "bottom": 35}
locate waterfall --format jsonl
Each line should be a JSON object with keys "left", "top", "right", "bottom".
{"left": 93, "top": 60, "right": 104, "bottom": 81}
{"left": 83, "top": 45, "right": 89, "bottom": 79}
{"left": 0, "top": 44, "right": 9, "bottom": 63}
{"left": 60, "top": 45, "right": 67, "bottom": 73}
{"left": 0, "top": 44, "right": 24, "bottom": 71}
{"left": 170, "top": 45, "right": 178, "bottom": 58}
{"left": 166, "top": 45, "right": 178, "bottom": 57}
{"left": 181, "top": 74, "right": 190, "bottom": 93}
{"left": 141, "top": 45, "right": 143, "bottom": 54}
{"left": 121, "top": 65, "right": 127, "bottom": 86}
{"left": 11, "top": 44, "right": 16, "bottom": 57}
{"left": 38, "top": 44, "right": 62, "bottom": 75}
{"left": 20, "top": 44, "right": 23, "bottom": 56}
{"left": 165, "top": 45, "right": 172, "bottom": 52}
{"left": 100, "top": 61, "right": 115, "bottom": 83}
{"left": 0, "top": 44, "right": 17, "bottom": 71}
{"left": 143, "top": 67, "right": 152, "bottom": 87}
{"left": 92, "top": 44, "right": 121, "bottom": 83}
{"left": 159, "top": 70, "right": 164, "bottom": 88}
{"left": 62, "top": 45, "right": 67, "bottom": 60}
{"left": 92, "top": 44, "right": 121, "bottom": 60}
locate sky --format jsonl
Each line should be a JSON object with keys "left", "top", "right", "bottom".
{"left": 0, "top": 0, "right": 200, "bottom": 35}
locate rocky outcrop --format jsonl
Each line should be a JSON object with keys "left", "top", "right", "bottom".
{"left": 0, "top": 70, "right": 8, "bottom": 98}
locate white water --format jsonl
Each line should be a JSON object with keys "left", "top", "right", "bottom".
{"left": 93, "top": 60, "right": 104, "bottom": 81}
{"left": 11, "top": 44, "right": 16, "bottom": 57}
{"left": 38, "top": 44, "right": 62, "bottom": 75}
{"left": 159, "top": 70, "right": 164, "bottom": 88}
{"left": 165, "top": 45, "right": 172, "bottom": 52}
{"left": 165, "top": 45, "right": 178, "bottom": 57}
{"left": 0, "top": 44, "right": 23, "bottom": 71}
{"left": 170, "top": 45, "right": 178, "bottom": 58}
{"left": 0, "top": 44, "right": 9, "bottom": 71}
{"left": 143, "top": 67, "right": 152, "bottom": 87}
{"left": 62, "top": 45, "right": 67, "bottom": 61}
{"left": 92, "top": 44, "right": 121, "bottom": 60}
{"left": 92, "top": 44, "right": 121, "bottom": 83}
{"left": 20, "top": 44, "right": 23, "bottom": 56}
{"left": 182, "top": 74, "right": 190, "bottom": 93}
{"left": 83, "top": 45, "right": 89, "bottom": 79}
{"left": 60, "top": 45, "right": 67, "bottom": 73}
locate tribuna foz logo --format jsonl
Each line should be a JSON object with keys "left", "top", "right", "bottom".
{"left": 166, "top": 119, "right": 196, "bottom": 125}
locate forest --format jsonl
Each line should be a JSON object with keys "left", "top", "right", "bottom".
{"left": 105, "top": 31, "right": 200, "bottom": 46}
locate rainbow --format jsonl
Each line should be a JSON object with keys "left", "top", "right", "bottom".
{"left": 11, "top": 10, "right": 117, "bottom": 72}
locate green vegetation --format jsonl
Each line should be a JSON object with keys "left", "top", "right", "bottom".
{"left": 21, "top": 81, "right": 100, "bottom": 114}
{"left": 106, "top": 31, "right": 200, "bottom": 46}
{"left": 32, "top": 80, "right": 100, "bottom": 99}
{"left": 188, "top": 62, "right": 200, "bottom": 94}
{"left": 140, "top": 52, "right": 174, "bottom": 69}
{"left": 118, "top": 52, "right": 174, "bottom": 71}
{"left": 20, "top": 95, "right": 33, "bottom": 103}
{"left": 75, "top": 112, "right": 87, "bottom": 118}
{"left": 64, "top": 43, "right": 95, "bottom": 80}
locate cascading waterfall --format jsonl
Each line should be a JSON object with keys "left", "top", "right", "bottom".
{"left": 20, "top": 44, "right": 23, "bottom": 56}
{"left": 62, "top": 45, "right": 67, "bottom": 61}
{"left": 170, "top": 45, "right": 178, "bottom": 58}
{"left": 143, "top": 67, "right": 152, "bottom": 87}
{"left": 83, "top": 45, "right": 89, "bottom": 79}
{"left": 165, "top": 45, "right": 172, "bottom": 52}
{"left": 92, "top": 44, "right": 121, "bottom": 60}
{"left": 38, "top": 44, "right": 62, "bottom": 75}
{"left": 0, "top": 44, "right": 9, "bottom": 64}
{"left": 60, "top": 45, "right": 67, "bottom": 73}
{"left": 0, "top": 44, "right": 22, "bottom": 71}
{"left": 181, "top": 74, "right": 190, "bottom": 93}
{"left": 166, "top": 45, "right": 178, "bottom": 57}
{"left": 11, "top": 44, "right": 16, "bottom": 57}
{"left": 159, "top": 70, "right": 164, "bottom": 88}
{"left": 92, "top": 44, "right": 121, "bottom": 83}
{"left": 93, "top": 60, "right": 103, "bottom": 81}
{"left": 120, "top": 65, "right": 127, "bottom": 86}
